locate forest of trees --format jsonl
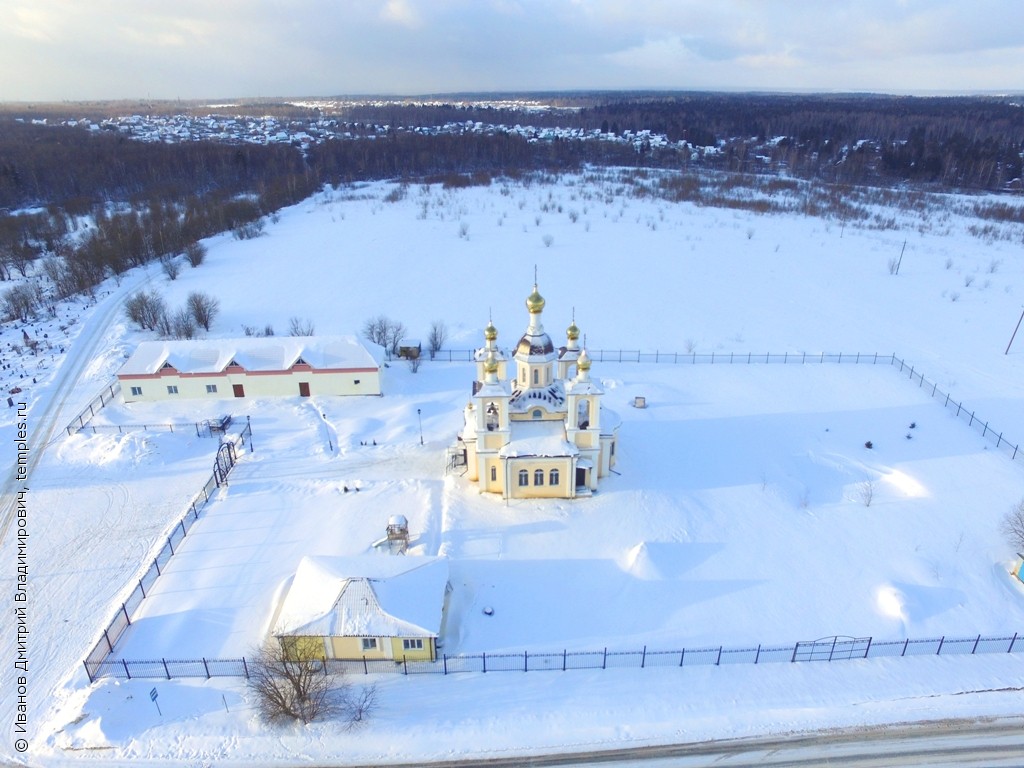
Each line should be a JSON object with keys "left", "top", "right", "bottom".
{"left": 1, "top": 92, "right": 1021, "bottom": 319}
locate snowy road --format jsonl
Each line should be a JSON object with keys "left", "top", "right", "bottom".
{"left": 293, "top": 717, "right": 1024, "bottom": 767}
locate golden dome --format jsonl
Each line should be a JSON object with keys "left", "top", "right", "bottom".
{"left": 484, "top": 321, "right": 498, "bottom": 341}
{"left": 566, "top": 321, "right": 580, "bottom": 341}
{"left": 526, "top": 284, "right": 545, "bottom": 314}
{"left": 484, "top": 350, "right": 499, "bottom": 374}
{"left": 578, "top": 348, "right": 592, "bottom": 371}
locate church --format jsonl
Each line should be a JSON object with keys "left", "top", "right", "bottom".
{"left": 456, "top": 283, "right": 620, "bottom": 499}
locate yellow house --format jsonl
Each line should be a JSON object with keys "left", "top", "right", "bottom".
{"left": 117, "top": 336, "right": 381, "bottom": 403}
{"left": 272, "top": 555, "right": 450, "bottom": 662}
{"left": 458, "top": 283, "right": 620, "bottom": 499}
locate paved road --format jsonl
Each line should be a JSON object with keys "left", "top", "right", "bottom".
{"left": 306, "top": 716, "right": 1024, "bottom": 768}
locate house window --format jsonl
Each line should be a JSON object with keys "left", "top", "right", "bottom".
{"left": 166, "top": 385, "right": 179, "bottom": 395}
{"left": 534, "top": 469, "right": 544, "bottom": 486}
{"left": 402, "top": 638, "right": 424, "bottom": 650}
{"left": 130, "top": 386, "right": 143, "bottom": 397}
{"left": 490, "top": 466, "right": 497, "bottom": 482}
{"left": 518, "top": 469, "right": 529, "bottom": 486}
{"left": 361, "top": 638, "right": 378, "bottom": 651}
{"left": 354, "top": 379, "right": 360, "bottom": 385}
{"left": 206, "top": 384, "right": 218, "bottom": 394}
{"left": 550, "top": 469, "right": 559, "bottom": 485}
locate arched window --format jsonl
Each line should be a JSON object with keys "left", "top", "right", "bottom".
{"left": 532, "top": 409, "right": 543, "bottom": 420}
{"left": 518, "top": 469, "right": 529, "bottom": 486}
{"left": 533, "top": 369, "right": 539, "bottom": 385}
{"left": 578, "top": 400, "right": 590, "bottom": 429}
{"left": 490, "top": 466, "right": 497, "bottom": 482}
{"left": 549, "top": 469, "right": 559, "bottom": 486}
{"left": 534, "top": 469, "right": 545, "bottom": 486}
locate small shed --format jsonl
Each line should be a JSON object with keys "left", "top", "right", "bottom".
{"left": 272, "top": 555, "right": 449, "bottom": 662}
{"left": 398, "top": 340, "right": 422, "bottom": 360}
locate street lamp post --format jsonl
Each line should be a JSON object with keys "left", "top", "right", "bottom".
{"left": 417, "top": 408, "right": 423, "bottom": 445}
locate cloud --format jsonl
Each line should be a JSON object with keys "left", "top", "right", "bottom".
{"left": 380, "top": 0, "right": 422, "bottom": 28}
{"left": 0, "top": 0, "right": 1020, "bottom": 100}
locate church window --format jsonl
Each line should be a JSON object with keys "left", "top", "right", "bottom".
{"left": 532, "top": 409, "right": 542, "bottom": 420}
{"left": 534, "top": 469, "right": 544, "bottom": 486}
{"left": 550, "top": 469, "right": 559, "bottom": 485}
{"left": 533, "top": 369, "right": 539, "bottom": 385}
{"left": 490, "top": 466, "right": 497, "bottom": 482}
{"left": 518, "top": 470, "right": 529, "bottom": 486}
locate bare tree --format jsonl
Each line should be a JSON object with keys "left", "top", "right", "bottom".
{"left": 2, "top": 283, "right": 42, "bottom": 322}
{"left": 247, "top": 641, "right": 343, "bottom": 725}
{"left": 858, "top": 479, "right": 875, "bottom": 507}
{"left": 384, "top": 320, "right": 406, "bottom": 356}
{"left": 160, "top": 254, "right": 181, "bottom": 280}
{"left": 362, "top": 314, "right": 390, "bottom": 347}
{"left": 124, "top": 289, "right": 167, "bottom": 331}
{"left": 288, "top": 316, "right": 315, "bottom": 336}
{"left": 187, "top": 290, "right": 220, "bottom": 331}
{"left": 184, "top": 241, "right": 206, "bottom": 267}
{"left": 1001, "top": 498, "right": 1024, "bottom": 551}
{"left": 427, "top": 320, "right": 447, "bottom": 357}
{"left": 171, "top": 306, "right": 197, "bottom": 339}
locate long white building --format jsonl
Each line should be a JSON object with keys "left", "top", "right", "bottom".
{"left": 117, "top": 336, "right": 381, "bottom": 403}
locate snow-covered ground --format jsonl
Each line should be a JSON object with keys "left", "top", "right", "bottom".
{"left": 3, "top": 170, "right": 1024, "bottom": 766}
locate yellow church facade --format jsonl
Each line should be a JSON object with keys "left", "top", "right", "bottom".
{"left": 458, "top": 284, "right": 619, "bottom": 500}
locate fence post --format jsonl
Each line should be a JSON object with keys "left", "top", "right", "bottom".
{"left": 139, "top": 579, "right": 146, "bottom": 598}
{"left": 122, "top": 603, "right": 131, "bottom": 627}
{"left": 203, "top": 657, "right": 211, "bottom": 678}
{"left": 83, "top": 661, "right": 94, "bottom": 684}
{"left": 716, "top": 646, "right": 722, "bottom": 666}
{"left": 362, "top": 655, "right": 368, "bottom": 675}
{"left": 972, "top": 635, "right": 981, "bottom": 654}
{"left": 242, "top": 657, "right": 249, "bottom": 678}
{"left": 167, "top": 536, "right": 174, "bottom": 555}
{"left": 482, "top": 652, "right": 486, "bottom": 673}
{"left": 122, "top": 659, "right": 131, "bottom": 680}
{"left": 563, "top": 649, "right": 567, "bottom": 672}
{"left": 163, "top": 658, "right": 171, "bottom": 679}
{"left": 641, "top": 645, "right": 646, "bottom": 668}
{"left": 936, "top": 637, "right": 945, "bottom": 655}
{"left": 864, "top": 637, "right": 873, "bottom": 658}
{"left": 679, "top": 648, "right": 685, "bottom": 667}
{"left": 524, "top": 650, "right": 528, "bottom": 672}
{"left": 403, "top": 655, "right": 408, "bottom": 675}
{"left": 1009, "top": 633, "right": 1018, "bottom": 653}
{"left": 902, "top": 638, "right": 909, "bottom": 656}
{"left": 755, "top": 644, "right": 761, "bottom": 664}
{"left": 154, "top": 557, "right": 161, "bottom": 576}
{"left": 602, "top": 647, "right": 607, "bottom": 670}
{"left": 443, "top": 654, "right": 448, "bottom": 675}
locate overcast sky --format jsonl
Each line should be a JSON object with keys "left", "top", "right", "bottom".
{"left": 2, "top": 0, "right": 1022, "bottom": 102}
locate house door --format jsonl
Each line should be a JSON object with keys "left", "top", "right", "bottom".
{"left": 576, "top": 467, "right": 586, "bottom": 487}
{"left": 298, "top": 382, "right": 310, "bottom": 397}
{"left": 232, "top": 384, "right": 245, "bottom": 398}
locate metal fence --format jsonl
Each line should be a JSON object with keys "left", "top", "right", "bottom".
{"left": 85, "top": 631, "right": 1024, "bottom": 682}
{"left": 82, "top": 418, "right": 254, "bottom": 683}
{"left": 432, "top": 348, "right": 1024, "bottom": 464}
{"left": 65, "top": 379, "right": 121, "bottom": 435}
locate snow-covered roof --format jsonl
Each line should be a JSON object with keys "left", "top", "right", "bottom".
{"left": 118, "top": 336, "right": 379, "bottom": 376}
{"left": 499, "top": 420, "right": 578, "bottom": 458}
{"left": 273, "top": 555, "right": 449, "bottom": 639}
